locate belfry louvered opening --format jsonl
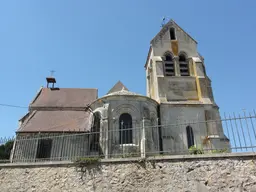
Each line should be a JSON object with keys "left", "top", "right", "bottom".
{"left": 179, "top": 54, "right": 189, "bottom": 76}
{"left": 164, "top": 54, "right": 175, "bottom": 76}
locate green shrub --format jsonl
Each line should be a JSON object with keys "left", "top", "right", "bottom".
{"left": 74, "top": 157, "right": 100, "bottom": 166}
{"left": 189, "top": 145, "right": 204, "bottom": 155}
{"left": 211, "top": 148, "right": 227, "bottom": 153}
{"left": 0, "top": 140, "right": 14, "bottom": 160}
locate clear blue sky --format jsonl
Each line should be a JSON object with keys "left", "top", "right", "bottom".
{"left": 0, "top": 0, "right": 255, "bottom": 137}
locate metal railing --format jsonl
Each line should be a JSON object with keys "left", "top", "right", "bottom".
{"left": 1, "top": 110, "right": 256, "bottom": 163}
{"left": 0, "top": 137, "right": 14, "bottom": 145}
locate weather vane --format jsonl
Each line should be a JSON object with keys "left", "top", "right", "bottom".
{"left": 161, "top": 17, "right": 166, "bottom": 27}
{"left": 50, "top": 70, "right": 55, "bottom": 77}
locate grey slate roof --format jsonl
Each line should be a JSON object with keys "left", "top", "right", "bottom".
{"left": 105, "top": 81, "right": 142, "bottom": 97}
{"left": 107, "top": 81, "right": 128, "bottom": 95}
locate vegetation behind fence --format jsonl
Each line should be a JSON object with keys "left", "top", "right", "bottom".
{"left": 0, "top": 138, "right": 14, "bottom": 163}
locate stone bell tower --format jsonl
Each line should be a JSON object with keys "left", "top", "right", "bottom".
{"left": 145, "top": 19, "right": 230, "bottom": 152}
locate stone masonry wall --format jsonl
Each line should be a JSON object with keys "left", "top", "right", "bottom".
{"left": 0, "top": 154, "right": 256, "bottom": 192}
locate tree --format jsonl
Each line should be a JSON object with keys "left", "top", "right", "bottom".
{"left": 0, "top": 140, "right": 14, "bottom": 160}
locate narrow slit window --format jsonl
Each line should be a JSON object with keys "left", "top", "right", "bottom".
{"left": 170, "top": 28, "right": 176, "bottom": 40}
{"left": 179, "top": 54, "right": 189, "bottom": 76}
{"left": 164, "top": 54, "right": 175, "bottom": 76}
{"left": 186, "top": 126, "right": 194, "bottom": 148}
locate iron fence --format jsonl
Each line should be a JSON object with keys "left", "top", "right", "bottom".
{"left": 1, "top": 110, "right": 256, "bottom": 163}
{"left": 0, "top": 137, "right": 14, "bottom": 145}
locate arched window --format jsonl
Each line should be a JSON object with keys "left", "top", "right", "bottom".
{"left": 186, "top": 126, "right": 194, "bottom": 148}
{"left": 179, "top": 54, "right": 189, "bottom": 76}
{"left": 119, "top": 113, "right": 133, "bottom": 144}
{"left": 164, "top": 53, "right": 175, "bottom": 76}
{"left": 170, "top": 28, "right": 176, "bottom": 40}
{"left": 90, "top": 112, "right": 101, "bottom": 152}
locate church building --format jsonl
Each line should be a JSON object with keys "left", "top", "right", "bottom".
{"left": 11, "top": 20, "right": 229, "bottom": 162}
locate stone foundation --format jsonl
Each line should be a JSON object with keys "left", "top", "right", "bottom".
{"left": 0, "top": 154, "right": 256, "bottom": 192}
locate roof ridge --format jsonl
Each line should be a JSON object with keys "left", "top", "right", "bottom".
{"left": 29, "top": 87, "right": 43, "bottom": 107}
{"left": 18, "top": 110, "right": 37, "bottom": 131}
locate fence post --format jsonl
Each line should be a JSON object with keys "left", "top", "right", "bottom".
{"left": 10, "top": 137, "right": 17, "bottom": 163}
{"left": 104, "top": 119, "right": 109, "bottom": 159}
{"left": 34, "top": 133, "right": 40, "bottom": 162}
{"left": 59, "top": 132, "right": 65, "bottom": 161}
{"left": 141, "top": 117, "right": 146, "bottom": 158}
{"left": 156, "top": 118, "right": 159, "bottom": 152}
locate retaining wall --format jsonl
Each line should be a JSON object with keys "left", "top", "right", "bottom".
{"left": 1, "top": 153, "right": 256, "bottom": 192}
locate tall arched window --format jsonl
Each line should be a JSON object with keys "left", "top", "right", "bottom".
{"left": 90, "top": 112, "right": 101, "bottom": 152}
{"left": 186, "top": 126, "right": 194, "bottom": 148}
{"left": 119, "top": 113, "right": 133, "bottom": 144}
{"left": 164, "top": 53, "right": 175, "bottom": 76}
{"left": 179, "top": 54, "right": 189, "bottom": 76}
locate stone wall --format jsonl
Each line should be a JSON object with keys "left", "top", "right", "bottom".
{"left": 0, "top": 154, "right": 256, "bottom": 192}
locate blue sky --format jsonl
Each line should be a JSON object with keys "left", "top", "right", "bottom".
{"left": 0, "top": 0, "right": 255, "bottom": 137}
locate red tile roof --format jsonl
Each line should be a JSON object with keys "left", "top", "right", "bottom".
{"left": 17, "top": 87, "right": 98, "bottom": 133}
{"left": 18, "top": 110, "right": 92, "bottom": 132}
{"left": 30, "top": 88, "right": 98, "bottom": 108}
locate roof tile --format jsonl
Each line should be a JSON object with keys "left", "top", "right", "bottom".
{"left": 18, "top": 111, "right": 92, "bottom": 132}
{"left": 30, "top": 88, "right": 97, "bottom": 108}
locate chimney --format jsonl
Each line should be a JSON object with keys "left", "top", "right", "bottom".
{"left": 46, "top": 77, "right": 56, "bottom": 88}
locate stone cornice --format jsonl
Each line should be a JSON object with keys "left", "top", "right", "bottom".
{"left": 1, "top": 152, "right": 255, "bottom": 168}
